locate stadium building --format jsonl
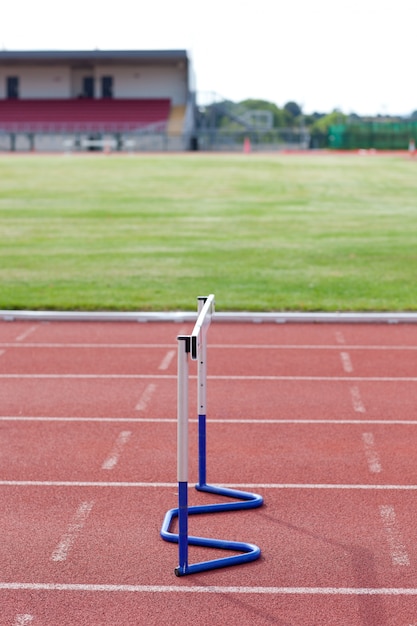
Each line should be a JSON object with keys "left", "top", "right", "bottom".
{"left": 0, "top": 49, "right": 197, "bottom": 152}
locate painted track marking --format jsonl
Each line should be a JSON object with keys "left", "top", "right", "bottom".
{"left": 2, "top": 416, "right": 417, "bottom": 425}
{"left": 350, "top": 386, "right": 366, "bottom": 413}
{"left": 13, "top": 616, "right": 34, "bottom": 626}
{"left": 213, "top": 344, "right": 417, "bottom": 351}
{"left": 379, "top": 505, "right": 410, "bottom": 566}
{"left": 335, "top": 331, "right": 346, "bottom": 345}
{"left": 101, "top": 431, "right": 132, "bottom": 470}
{"left": 2, "top": 342, "right": 417, "bottom": 350}
{"left": 158, "top": 349, "right": 175, "bottom": 370}
{"left": 135, "top": 383, "right": 157, "bottom": 411}
{"left": 15, "top": 325, "right": 39, "bottom": 342}
{"left": 362, "top": 432, "right": 382, "bottom": 473}
{"left": 340, "top": 351, "right": 353, "bottom": 373}
{"left": 3, "top": 374, "right": 417, "bottom": 381}
{"left": 2, "top": 481, "right": 417, "bottom": 489}
{"left": 51, "top": 501, "right": 94, "bottom": 562}
{"left": 0, "top": 343, "right": 172, "bottom": 349}
{"left": 3, "top": 582, "right": 417, "bottom": 595}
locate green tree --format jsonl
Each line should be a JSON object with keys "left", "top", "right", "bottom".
{"left": 283, "top": 101, "right": 302, "bottom": 119}
{"left": 309, "top": 110, "right": 347, "bottom": 148}
{"left": 240, "top": 99, "right": 298, "bottom": 127}
{"left": 310, "top": 110, "right": 344, "bottom": 133}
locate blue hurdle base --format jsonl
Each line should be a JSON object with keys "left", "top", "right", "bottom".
{"left": 160, "top": 484, "right": 263, "bottom": 576}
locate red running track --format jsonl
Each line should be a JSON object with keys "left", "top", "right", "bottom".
{"left": 1, "top": 320, "right": 417, "bottom": 625}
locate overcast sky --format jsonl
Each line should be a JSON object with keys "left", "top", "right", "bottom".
{"left": 2, "top": 0, "right": 416, "bottom": 116}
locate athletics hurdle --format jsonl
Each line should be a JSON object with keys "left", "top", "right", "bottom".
{"left": 161, "top": 295, "right": 263, "bottom": 576}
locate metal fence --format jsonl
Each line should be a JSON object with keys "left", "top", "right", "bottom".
{"left": 194, "top": 128, "right": 310, "bottom": 152}
{"left": 0, "top": 128, "right": 310, "bottom": 153}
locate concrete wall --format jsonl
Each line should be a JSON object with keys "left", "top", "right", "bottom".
{"left": 0, "top": 66, "right": 71, "bottom": 98}
{"left": 99, "top": 65, "right": 188, "bottom": 105}
{"left": 0, "top": 63, "right": 188, "bottom": 105}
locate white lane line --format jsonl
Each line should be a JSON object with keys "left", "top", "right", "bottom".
{"left": 158, "top": 349, "right": 175, "bottom": 371}
{"left": 2, "top": 374, "right": 417, "bottom": 381}
{"left": 0, "top": 374, "right": 175, "bottom": 379}
{"left": 340, "top": 351, "right": 353, "bottom": 373}
{"left": 13, "top": 616, "right": 34, "bottom": 626}
{"left": 51, "top": 501, "right": 94, "bottom": 562}
{"left": 0, "top": 343, "right": 173, "bottom": 349}
{"left": 222, "top": 483, "right": 417, "bottom": 491}
{"left": 0, "top": 349, "right": 4, "bottom": 357}
{"left": 362, "top": 432, "right": 382, "bottom": 473}
{"left": 2, "top": 342, "right": 417, "bottom": 350}
{"left": 2, "top": 480, "right": 417, "bottom": 490}
{"left": 0, "top": 416, "right": 174, "bottom": 423}
{"left": 101, "top": 431, "right": 132, "bottom": 470}
{"left": 350, "top": 386, "right": 366, "bottom": 413}
{"left": 3, "top": 416, "right": 417, "bottom": 425}
{"left": 212, "top": 344, "right": 417, "bottom": 351}
{"left": 135, "top": 383, "right": 157, "bottom": 411}
{"left": 379, "top": 505, "right": 410, "bottom": 566}
{"left": 15, "top": 325, "right": 39, "bottom": 342}
{"left": 1, "top": 481, "right": 174, "bottom": 487}
{"left": 335, "top": 331, "right": 346, "bottom": 345}
{"left": 2, "top": 582, "right": 417, "bottom": 595}
{"left": 213, "top": 344, "right": 417, "bottom": 351}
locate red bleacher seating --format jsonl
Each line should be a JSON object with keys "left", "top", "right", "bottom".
{"left": 0, "top": 99, "right": 171, "bottom": 132}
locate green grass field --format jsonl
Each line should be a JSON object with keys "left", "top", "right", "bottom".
{"left": 0, "top": 152, "right": 416, "bottom": 312}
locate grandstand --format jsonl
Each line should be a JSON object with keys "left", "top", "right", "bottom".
{"left": 0, "top": 50, "right": 196, "bottom": 152}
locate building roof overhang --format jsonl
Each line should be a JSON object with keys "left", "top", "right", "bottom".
{"left": 0, "top": 49, "right": 189, "bottom": 67}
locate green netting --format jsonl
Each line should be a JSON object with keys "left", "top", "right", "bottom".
{"left": 329, "top": 122, "right": 417, "bottom": 150}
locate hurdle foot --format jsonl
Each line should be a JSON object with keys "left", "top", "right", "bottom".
{"left": 175, "top": 566, "right": 185, "bottom": 577}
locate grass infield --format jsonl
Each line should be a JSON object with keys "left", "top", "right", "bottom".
{"left": 0, "top": 152, "right": 416, "bottom": 312}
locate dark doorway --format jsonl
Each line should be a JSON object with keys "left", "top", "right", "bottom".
{"left": 6, "top": 76, "right": 19, "bottom": 99}
{"left": 82, "top": 76, "right": 94, "bottom": 98}
{"left": 101, "top": 76, "right": 113, "bottom": 98}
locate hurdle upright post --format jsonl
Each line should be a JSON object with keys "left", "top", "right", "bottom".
{"left": 176, "top": 335, "right": 190, "bottom": 576}
{"left": 197, "top": 296, "right": 208, "bottom": 488}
